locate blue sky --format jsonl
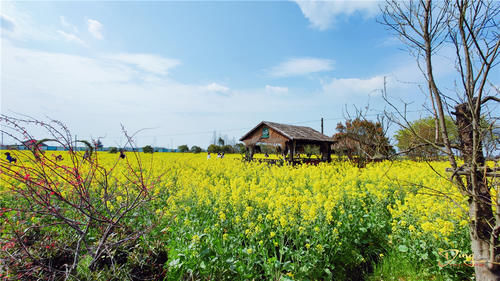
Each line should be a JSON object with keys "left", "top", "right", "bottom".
{"left": 2, "top": 1, "right": 495, "bottom": 148}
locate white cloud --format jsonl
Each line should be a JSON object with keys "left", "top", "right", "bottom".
{"left": 294, "top": 0, "right": 379, "bottom": 30}
{"left": 322, "top": 75, "right": 386, "bottom": 97}
{"left": 2, "top": 42, "right": 315, "bottom": 148}
{"left": 265, "top": 85, "right": 288, "bottom": 94}
{"left": 1, "top": 14, "right": 15, "bottom": 31}
{"left": 87, "top": 19, "right": 103, "bottom": 39}
{"left": 60, "top": 16, "right": 78, "bottom": 33}
{"left": 57, "top": 30, "right": 86, "bottom": 46}
{"left": 203, "top": 82, "right": 230, "bottom": 93}
{"left": 270, "top": 57, "right": 334, "bottom": 77}
{"left": 3, "top": 39, "right": 444, "bottom": 148}
{"left": 105, "top": 53, "right": 181, "bottom": 75}
{"left": 0, "top": 40, "right": 312, "bottom": 140}
{"left": 0, "top": 2, "right": 55, "bottom": 41}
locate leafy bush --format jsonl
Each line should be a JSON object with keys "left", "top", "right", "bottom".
{"left": 143, "top": 145, "right": 154, "bottom": 153}
{"left": 190, "top": 145, "right": 202, "bottom": 153}
{"left": 234, "top": 143, "right": 246, "bottom": 154}
{"left": 207, "top": 144, "right": 221, "bottom": 153}
{"left": 178, "top": 145, "right": 189, "bottom": 153}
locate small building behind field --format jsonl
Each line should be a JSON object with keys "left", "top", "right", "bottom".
{"left": 239, "top": 121, "right": 335, "bottom": 163}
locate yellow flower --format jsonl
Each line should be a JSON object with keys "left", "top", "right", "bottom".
{"left": 316, "top": 244, "right": 324, "bottom": 253}
{"left": 191, "top": 234, "right": 200, "bottom": 242}
{"left": 219, "top": 211, "right": 226, "bottom": 221}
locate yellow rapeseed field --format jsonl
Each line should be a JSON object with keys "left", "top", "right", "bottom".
{"left": 0, "top": 150, "right": 473, "bottom": 279}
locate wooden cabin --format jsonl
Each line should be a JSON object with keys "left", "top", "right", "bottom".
{"left": 239, "top": 121, "right": 335, "bottom": 163}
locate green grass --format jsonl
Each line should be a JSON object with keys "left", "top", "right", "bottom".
{"left": 368, "top": 250, "right": 449, "bottom": 281}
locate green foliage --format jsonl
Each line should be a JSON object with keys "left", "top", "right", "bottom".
{"left": 108, "top": 147, "right": 118, "bottom": 153}
{"left": 234, "top": 143, "right": 246, "bottom": 154}
{"left": 207, "top": 144, "right": 221, "bottom": 153}
{"left": 368, "top": 250, "right": 448, "bottom": 281}
{"left": 163, "top": 189, "right": 392, "bottom": 281}
{"left": 190, "top": 145, "right": 202, "bottom": 153}
{"left": 178, "top": 145, "right": 189, "bottom": 153}
{"left": 259, "top": 144, "right": 276, "bottom": 154}
{"left": 207, "top": 144, "right": 234, "bottom": 153}
{"left": 387, "top": 201, "right": 472, "bottom": 280}
{"left": 143, "top": 145, "right": 154, "bottom": 153}
{"left": 395, "top": 116, "right": 458, "bottom": 160}
{"left": 303, "top": 144, "right": 320, "bottom": 159}
{"left": 222, "top": 145, "right": 234, "bottom": 153}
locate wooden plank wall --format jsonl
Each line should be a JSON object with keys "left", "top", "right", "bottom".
{"left": 242, "top": 125, "right": 289, "bottom": 148}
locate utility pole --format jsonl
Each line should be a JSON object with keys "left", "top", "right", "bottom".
{"left": 321, "top": 118, "right": 324, "bottom": 135}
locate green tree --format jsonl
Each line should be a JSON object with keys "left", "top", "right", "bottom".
{"left": 207, "top": 144, "right": 221, "bottom": 153}
{"left": 190, "top": 145, "right": 202, "bottom": 153}
{"left": 234, "top": 143, "right": 246, "bottom": 154}
{"left": 395, "top": 116, "right": 458, "bottom": 160}
{"left": 108, "top": 147, "right": 118, "bottom": 154}
{"left": 178, "top": 145, "right": 189, "bottom": 152}
{"left": 142, "top": 145, "right": 154, "bottom": 153}
{"left": 222, "top": 145, "right": 235, "bottom": 153}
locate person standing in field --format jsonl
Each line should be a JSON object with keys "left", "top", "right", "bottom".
{"left": 207, "top": 152, "right": 211, "bottom": 160}
{"left": 119, "top": 149, "right": 126, "bottom": 159}
{"left": 4, "top": 152, "right": 16, "bottom": 163}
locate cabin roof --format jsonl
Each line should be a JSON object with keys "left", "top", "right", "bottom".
{"left": 239, "top": 121, "right": 334, "bottom": 143}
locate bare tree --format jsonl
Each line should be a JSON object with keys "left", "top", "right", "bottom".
{"left": 381, "top": 0, "right": 500, "bottom": 279}
{"left": 333, "top": 105, "right": 394, "bottom": 167}
{"left": 0, "top": 115, "right": 162, "bottom": 280}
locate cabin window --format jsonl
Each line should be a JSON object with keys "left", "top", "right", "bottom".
{"left": 262, "top": 127, "right": 269, "bottom": 138}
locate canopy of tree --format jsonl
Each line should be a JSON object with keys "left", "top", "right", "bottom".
{"left": 395, "top": 116, "right": 458, "bottom": 160}
{"left": 207, "top": 144, "right": 235, "bottom": 154}
{"left": 178, "top": 145, "right": 189, "bottom": 153}
{"left": 190, "top": 145, "right": 202, "bottom": 153}
{"left": 142, "top": 145, "right": 154, "bottom": 153}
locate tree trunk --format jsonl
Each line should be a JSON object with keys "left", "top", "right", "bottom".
{"left": 455, "top": 102, "right": 500, "bottom": 280}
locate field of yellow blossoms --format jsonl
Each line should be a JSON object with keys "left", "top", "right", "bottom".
{"left": 0, "top": 151, "right": 473, "bottom": 280}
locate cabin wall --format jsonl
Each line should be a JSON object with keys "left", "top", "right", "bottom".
{"left": 242, "top": 125, "right": 289, "bottom": 148}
